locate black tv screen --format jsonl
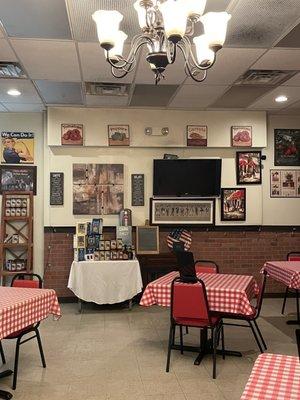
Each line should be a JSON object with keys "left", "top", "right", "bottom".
{"left": 153, "top": 159, "right": 222, "bottom": 197}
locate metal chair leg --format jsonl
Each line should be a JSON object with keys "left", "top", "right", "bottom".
{"left": 166, "top": 325, "right": 174, "bottom": 373}
{"left": 212, "top": 327, "right": 217, "bottom": 379}
{"left": 179, "top": 326, "right": 183, "bottom": 354}
{"left": 12, "top": 338, "right": 21, "bottom": 390}
{"left": 253, "top": 320, "right": 267, "bottom": 350}
{"left": 248, "top": 321, "right": 263, "bottom": 353}
{"left": 185, "top": 326, "right": 189, "bottom": 334}
{"left": 0, "top": 342, "right": 6, "bottom": 364}
{"left": 281, "top": 287, "right": 289, "bottom": 315}
{"left": 221, "top": 325, "right": 225, "bottom": 360}
{"left": 35, "top": 328, "right": 46, "bottom": 368}
{"left": 296, "top": 290, "right": 300, "bottom": 321}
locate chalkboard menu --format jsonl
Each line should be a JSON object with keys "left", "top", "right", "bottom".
{"left": 50, "top": 172, "right": 64, "bottom": 205}
{"left": 131, "top": 174, "right": 144, "bottom": 206}
{"left": 136, "top": 226, "right": 159, "bottom": 254}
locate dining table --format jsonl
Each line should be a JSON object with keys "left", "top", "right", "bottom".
{"left": 262, "top": 261, "right": 300, "bottom": 325}
{"left": 0, "top": 286, "right": 61, "bottom": 399}
{"left": 240, "top": 353, "right": 300, "bottom": 399}
{"left": 140, "top": 271, "right": 259, "bottom": 363}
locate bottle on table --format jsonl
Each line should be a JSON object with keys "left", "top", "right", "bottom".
{"left": 123, "top": 245, "right": 129, "bottom": 260}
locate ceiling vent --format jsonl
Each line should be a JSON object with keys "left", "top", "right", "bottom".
{"left": 85, "top": 82, "right": 130, "bottom": 96}
{"left": 0, "top": 62, "right": 26, "bottom": 78}
{"left": 234, "top": 70, "right": 297, "bottom": 86}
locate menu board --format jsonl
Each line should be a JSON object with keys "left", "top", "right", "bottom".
{"left": 131, "top": 174, "right": 144, "bottom": 206}
{"left": 50, "top": 172, "right": 64, "bottom": 205}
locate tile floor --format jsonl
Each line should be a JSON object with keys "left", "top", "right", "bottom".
{"left": 0, "top": 298, "right": 298, "bottom": 400}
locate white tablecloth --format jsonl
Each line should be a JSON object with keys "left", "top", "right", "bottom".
{"left": 67, "top": 260, "right": 143, "bottom": 304}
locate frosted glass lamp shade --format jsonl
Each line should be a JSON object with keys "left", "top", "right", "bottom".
{"left": 134, "top": 0, "right": 148, "bottom": 29}
{"left": 108, "top": 31, "right": 128, "bottom": 60}
{"left": 193, "top": 35, "right": 214, "bottom": 65}
{"left": 159, "top": 0, "right": 188, "bottom": 42}
{"left": 92, "top": 10, "right": 123, "bottom": 49}
{"left": 200, "top": 12, "right": 231, "bottom": 48}
{"left": 185, "top": 0, "right": 206, "bottom": 18}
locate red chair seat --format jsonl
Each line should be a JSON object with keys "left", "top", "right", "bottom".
{"left": 6, "top": 325, "right": 34, "bottom": 339}
{"left": 174, "top": 316, "right": 220, "bottom": 327}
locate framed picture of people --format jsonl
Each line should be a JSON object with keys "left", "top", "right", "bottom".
{"left": 0, "top": 165, "right": 37, "bottom": 194}
{"left": 221, "top": 188, "right": 246, "bottom": 221}
{"left": 236, "top": 151, "right": 262, "bottom": 185}
{"left": 1, "top": 132, "right": 34, "bottom": 164}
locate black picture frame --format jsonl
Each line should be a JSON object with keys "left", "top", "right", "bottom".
{"left": 131, "top": 174, "right": 144, "bottom": 206}
{"left": 221, "top": 188, "right": 246, "bottom": 221}
{"left": 50, "top": 172, "right": 64, "bottom": 205}
{"left": 0, "top": 165, "right": 37, "bottom": 195}
{"left": 274, "top": 129, "right": 300, "bottom": 166}
{"left": 150, "top": 198, "right": 215, "bottom": 226}
{"left": 236, "top": 151, "right": 262, "bottom": 185}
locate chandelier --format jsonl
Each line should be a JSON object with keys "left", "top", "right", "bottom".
{"left": 92, "top": 0, "right": 231, "bottom": 84}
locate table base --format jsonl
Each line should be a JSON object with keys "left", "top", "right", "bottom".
{"left": 286, "top": 320, "right": 300, "bottom": 325}
{"left": 0, "top": 370, "right": 13, "bottom": 400}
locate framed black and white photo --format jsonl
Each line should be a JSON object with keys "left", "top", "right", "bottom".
{"left": 236, "top": 151, "right": 262, "bottom": 185}
{"left": 221, "top": 188, "right": 246, "bottom": 221}
{"left": 0, "top": 165, "right": 37, "bottom": 194}
{"left": 150, "top": 198, "right": 215, "bottom": 226}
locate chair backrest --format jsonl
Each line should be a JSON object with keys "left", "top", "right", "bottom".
{"left": 194, "top": 260, "right": 219, "bottom": 274}
{"left": 287, "top": 252, "right": 300, "bottom": 261}
{"left": 11, "top": 273, "right": 43, "bottom": 289}
{"left": 170, "top": 277, "right": 211, "bottom": 325}
{"left": 296, "top": 329, "right": 300, "bottom": 360}
{"left": 255, "top": 271, "right": 267, "bottom": 317}
{"left": 175, "top": 251, "right": 196, "bottom": 280}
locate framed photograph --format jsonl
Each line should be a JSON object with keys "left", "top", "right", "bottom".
{"left": 136, "top": 225, "right": 159, "bottom": 254}
{"left": 270, "top": 169, "right": 300, "bottom": 198}
{"left": 221, "top": 188, "right": 246, "bottom": 221}
{"left": 150, "top": 198, "right": 215, "bottom": 226}
{"left": 274, "top": 129, "right": 300, "bottom": 166}
{"left": 1, "top": 131, "right": 34, "bottom": 164}
{"left": 104, "top": 240, "right": 111, "bottom": 251}
{"left": 108, "top": 125, "right": 130, "bottom": 146}
{"left": 0, "top": 165, "right": 37, "bottom": 194}
{"left": 231, "top": 126, "right": 252, "bottom": 147}
{"left": 236, "top": 151, "right": 262, "bottom": 185}
{"left": 186, "top": 125, "right": 207, "bottom": 147}
{"left": 61, "top": 124, "right": 83, "bottom": 146}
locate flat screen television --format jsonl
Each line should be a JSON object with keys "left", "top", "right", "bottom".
{"left": 153, "top": 159, "right": 222, "bottom": 197}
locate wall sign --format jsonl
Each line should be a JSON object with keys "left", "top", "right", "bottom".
{"left": 274, "top": 129, "right": 300, "bottom": 166}
{"left": 0, "top": 165, "right": 37, "bottom": 194}
{"left": 136, "top": 225, "right": 159, "bottom": 254}
{"left": 1, "top": 131, "right": 34, "bottom": 164}
{"left": 50, "top": 172, "right": 64, "bottom": 205}
{"left": 270, "top": 169, "right": 300, "bottom": 198}
{"left": 131, "top": 174, "right": 144, "bottom": 206}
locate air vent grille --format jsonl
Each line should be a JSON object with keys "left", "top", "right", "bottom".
{"left": 234, "top": 69, "right": 297, "bottom": 86}
{"left": 85, "top": 82, "right": 130, "bottom": 96}
{"left": 0, "top": 62, "right": 26, "bottom": 78}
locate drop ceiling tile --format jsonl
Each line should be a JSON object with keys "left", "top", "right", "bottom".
{"left": 3, "top": 103, "right": 45, "bottom": 112}
{"left": 86, "top": 95, "right": 128, "bottom": 107}
{"left": 0, "top": 39, "right": 17, "bottom": 61}
{"left": 11, "top": 39, "right": 81, "bottom": 81}
{"left": 78, "top": 43, "right": 134, "bottom": 83}
{"left": 0, "top": 104, "right": 8, "bottom": 111}
{"left": 185, "top": 48, "right": 266, "bottom": 85}
{"left": 169, "top": 85, "right": 228, "bottom": 109}
{"left": 205, "top": 0, "right": 229, "bottom": 12}
{"left": 282, "top": 72, "right": 300, "bottom": 86}
{"left": 211, "top": 86, "right": 272, "bottom": 108}
{"left": 130, "top": 84, "right": 178, "bottom": 107}
{"left": 226, "top": 0, "right": 300, "bottom": 47}
{"left": 0, "top": 0, "right": 71, "bottom": 39}
{"left": 252, "top": 49, "right": 300, "bottom": 70}
{"left": 0, "top": 79, "right": 42, "bottom": 103}
{"left": 249, "top": 86, "right": 300, "bottom": 110}
{"left": 135, "top": 48, "right": 186, "bottom": 85}
{"left": 276, "top": 22, "right": 300, "bottom": 48}
{"left": 34, "top": 81, "right": 83, "bottom": 104}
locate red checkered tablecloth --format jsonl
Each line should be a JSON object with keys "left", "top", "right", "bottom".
{"left": 140, "top": 271, "right": 259, "bottom": 315}
{"left": 261, "top": 261, "right": 300, "bottom": 289}
{"left": 241, "top": 353, "right": 300, "bottom": 399}
{"left": 0, "top": 287, "right": 61, "bottom": 340}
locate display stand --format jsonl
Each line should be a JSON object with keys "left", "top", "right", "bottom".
{"left": 0, "top": 191, "right": 33, "bottom": 284}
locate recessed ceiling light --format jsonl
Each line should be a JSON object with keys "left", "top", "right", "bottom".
{"left": 7, "top": 89, "right": 21, "bottom": 96}
{"left": 275, "top": 95, "right": 288, "bottom": 103}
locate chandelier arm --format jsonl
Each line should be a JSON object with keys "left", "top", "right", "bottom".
{"left": 186, "top": 64, "right": 208, "bottom": 83}
{"left": 166, "top": 41, "right": 177, "bottom": 65}
{"left": 106, "top": 38, "right": 151, "bottom": 70}
{"left": 111, "top": 65, "right": 130, "bottom": 79}
{"left": 178, "top": 39, "right": 217, "bottom": 71}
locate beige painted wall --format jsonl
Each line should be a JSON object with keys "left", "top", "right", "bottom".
{"left": 0, "top": 112, "right": 44, "bottom": 276}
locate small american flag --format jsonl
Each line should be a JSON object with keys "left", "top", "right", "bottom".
{"left": 167, "top": 228, "right": 192, "bottom": 251}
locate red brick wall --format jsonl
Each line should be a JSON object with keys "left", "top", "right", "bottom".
{"left": 44, "top": 229, "right": 300, "bottom": 297}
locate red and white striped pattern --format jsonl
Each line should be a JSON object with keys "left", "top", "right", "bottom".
{"left": 261, "top": 261, "right": 300, "bottom": 289}
{"left": 140, "top": 271, "right": 259, "bottom": 315}
{"left": 0, "top": 287, "right": 61, "bottom": 340}
{"left": 166, "top": 228, "right": 192, "bottom": 251}
{"left": 241, "top": 353, "right": 300, "bottom": 400}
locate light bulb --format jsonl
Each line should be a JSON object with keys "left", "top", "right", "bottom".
{"left": 7, "top": 89, "right": 21, "bottom": 96}
{"left": 185, "top": 0, "right": 206, "bottom": 18}
{"left": 108, "top": 31, "right": 128, "bottom": 60}
{"left": 193, "top": 35, "right": 214, "bottom": 66}
{"left": 275, "top": 95, "right": 288, "bottom": 103}
{"left": 92, "top": 10, "right": 123, "bottom": 49}
{"left": 159, "top": 0, "right": 188, "bottom": 42}
{"left": 134, "top": 0, "right": 148, "bottom": 29}
{"left": 200, "top": 12, "right": 231, "bottom": 48}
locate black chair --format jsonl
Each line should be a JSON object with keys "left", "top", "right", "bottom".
{"left": 296, "top": 329, "right": 300, "bottom": 360}
{"left": 219, "top": 272, "right": 267, "bottom": 353}
{"left": 281, "top": 252, "right": 300, "bottom": 315}
{"left": 1, "top": 273, "right": 45, "bottom": 390}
